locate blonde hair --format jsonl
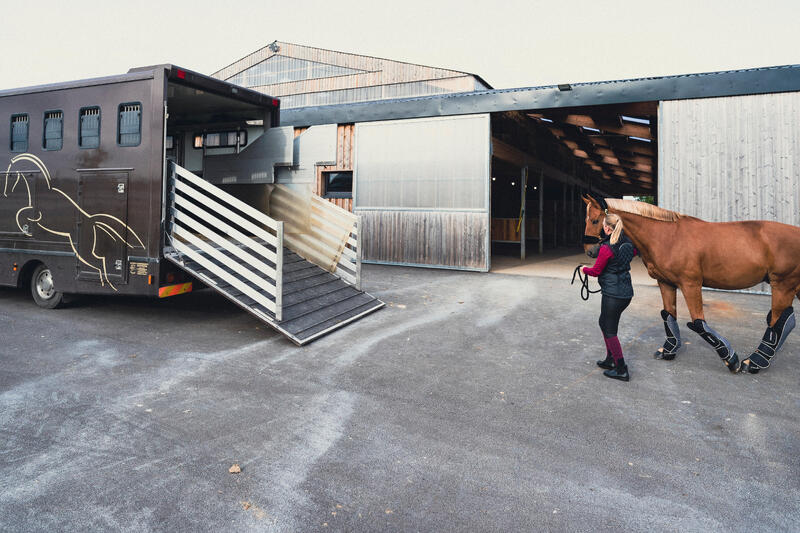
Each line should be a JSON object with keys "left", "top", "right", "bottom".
{"left": 604, "top": 213, "right": 623, "bottom": 245}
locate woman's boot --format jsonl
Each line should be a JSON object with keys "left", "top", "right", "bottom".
{"left": 597, "top": 337, "right": 616, "bottom": 369}
{"left": 596, "top": 351, "right": 615, "bottom": 369}
{"left": 603, "top": 337, "right": 630, "bottom": 382}
{"left": 603, "top": 360, "right": 630, "bottom": 381}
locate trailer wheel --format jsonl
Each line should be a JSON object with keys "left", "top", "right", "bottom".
{"left": 30, "top": 264, "right": 65, "bottom": 309}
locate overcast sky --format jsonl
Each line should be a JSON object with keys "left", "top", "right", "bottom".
{"left": 2, "top": 0, "right": 798, "bottom": 91}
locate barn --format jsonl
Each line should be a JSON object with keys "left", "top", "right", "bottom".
{"left": 212, "top": 42, "right": 800, "bottom": 282}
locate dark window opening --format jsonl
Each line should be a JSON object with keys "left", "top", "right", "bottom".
{"left": 323, "top": 171, "right": 353, "bottom": 198}
{"left": 79, "top": 107, "right": 101, "bottom": 148}
{"left": 118, "top": 103, "right": 141, "bottom": 146}
{"left": 43, "top": 111, "right": 63, "bottom": 151}
{"left": 10, "top": 114, "right": 29, "bottom": 152}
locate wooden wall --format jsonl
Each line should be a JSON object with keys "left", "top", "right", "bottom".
{"left": 312, "top": 124, "right": 354, "bottom": 212}
{"left": 360, "top": 211, "right": 488, "bottom": 270}
{"left": 490, "top": 218, "right": 539, "bottom": 242}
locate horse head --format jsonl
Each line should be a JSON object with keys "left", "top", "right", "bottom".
{"left": 4, "top": 154, "right": 52, "bottom": 235}
{"left": 582, "top": 194, "right": 608, "bottom": 257}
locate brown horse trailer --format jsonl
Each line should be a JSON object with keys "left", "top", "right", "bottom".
{"left": 0, "top": 65, "right": 382, "bottom": 344}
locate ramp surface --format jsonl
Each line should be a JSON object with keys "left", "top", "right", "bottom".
{"left": 166, "top": 247, "right": 383, "bottom": 345}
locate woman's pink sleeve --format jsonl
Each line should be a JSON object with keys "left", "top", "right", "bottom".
{"left": 582, "top": 245, "right": 613, "bottom": 277}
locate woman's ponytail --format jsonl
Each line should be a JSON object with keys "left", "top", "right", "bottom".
{"left": 605, "top": 213, "right": 623, "bottom": 244}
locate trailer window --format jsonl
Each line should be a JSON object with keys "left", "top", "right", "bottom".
{"left": 79, "top": 107, "right": 101, "bottom": 148}
{"left": 10, "top": 114, "right": 28, "bottom": 152}
{"left": 43, "top": 111, "right": 63, "bottom": 151}
{"left": 193, "top": 130, "right": 247, "bottom": 149}
{"left": 118, "top": 103, "right": 141, "bottom": 146}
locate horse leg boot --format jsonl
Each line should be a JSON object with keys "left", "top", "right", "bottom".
{"left": 654, "top": 309, "right": 681, "bottom": 360}
{"left": 686, "top": 319, "right": 742, "bottom": 373}
{"left": 743, "top": 306, "right": 795, "bottom": 374}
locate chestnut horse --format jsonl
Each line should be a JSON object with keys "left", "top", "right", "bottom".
{"left": 582, "top": 195, "right": 800, "bottom": 374}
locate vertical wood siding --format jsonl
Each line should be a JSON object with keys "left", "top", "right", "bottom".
{"left": 659, "top": 92, "right": 800, "bottom": 293}
{"left": 359, "top": 211, "right": 488, "bottom": 270}
{"left": 316, "top": 124, "right": 354, "bottom": 212}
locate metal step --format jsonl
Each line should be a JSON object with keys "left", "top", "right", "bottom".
{"left": 165, "top": 247, "right": 383, "bottom": 345}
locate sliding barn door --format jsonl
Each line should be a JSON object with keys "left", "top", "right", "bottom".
{"left": 353, "top": 114, "right": 491, "bottom": 271}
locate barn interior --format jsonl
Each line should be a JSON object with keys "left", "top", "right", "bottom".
{"left": 489, "top": 101, "right": 658, "bottom": 267}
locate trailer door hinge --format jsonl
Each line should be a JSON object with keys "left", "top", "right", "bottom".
{"left": 117, "top": 183, "right": 125, "bottom": 194}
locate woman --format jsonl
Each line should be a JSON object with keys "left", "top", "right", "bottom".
{"left": 582, "top": 213, "right": 637, "bottom": 381}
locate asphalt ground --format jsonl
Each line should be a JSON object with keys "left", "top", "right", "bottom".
{"left": 1, "top": 259, "right": 799, "bottom": 532}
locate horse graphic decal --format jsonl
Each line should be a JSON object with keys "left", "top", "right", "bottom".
{"left": 3, "top": 153, "right": 145, "bottom": 291}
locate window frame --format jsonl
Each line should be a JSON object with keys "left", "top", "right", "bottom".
{"left": 78, "top": 106, "right": 101, "bottom": 149}
{"left": 42, "top": 109, "right": 64, "bottom": 151}
{"left": 117, "top": 101, "right": 142, "bottom": 147}
{"left": 322, "top": 170, "right": 353, "bottom": 199}
{"left": 10, "top": 113, "right": 29, "bottom": 153}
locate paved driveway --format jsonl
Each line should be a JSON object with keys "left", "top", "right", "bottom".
{"left": 1, "top": 263, "right": 798, "bottom": 532}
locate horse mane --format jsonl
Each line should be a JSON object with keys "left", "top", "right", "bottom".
{"left": 605, "top": 198, "right": 683, "bottom": 223}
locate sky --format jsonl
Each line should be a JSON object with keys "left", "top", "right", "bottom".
{"left": 1, "top": 0, "right": 798, "bottom": 91}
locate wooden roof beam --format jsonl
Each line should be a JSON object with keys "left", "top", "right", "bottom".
{"left": 531, "top": 112, "right": 653, "bottom": 139}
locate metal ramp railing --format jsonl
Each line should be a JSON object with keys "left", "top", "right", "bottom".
{"left": 165, "top": 162, "right": 284, "bottom": 321}
{"left": 163, "top": 163, "right": 383, "bottom": 344}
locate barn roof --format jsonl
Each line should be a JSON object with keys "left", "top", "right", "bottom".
{"left": 212, "top": 40, "right": 492, "bottom": 108}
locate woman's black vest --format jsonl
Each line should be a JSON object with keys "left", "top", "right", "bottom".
{"left": 598, "top": 233, "right": 635, "bottom": 299}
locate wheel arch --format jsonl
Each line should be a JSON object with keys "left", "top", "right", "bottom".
{"left": 18, "top": 259, "right": 44, "bottom": 289}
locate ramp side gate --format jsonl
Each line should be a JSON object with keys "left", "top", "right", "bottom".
{"left": 164, "top": 162, "right": 383, "bottom": 345}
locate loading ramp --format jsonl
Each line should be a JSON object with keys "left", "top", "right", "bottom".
{"left": 164, "top": 163, "right": 383, "bottom": 345}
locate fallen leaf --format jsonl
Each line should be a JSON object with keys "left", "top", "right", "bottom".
{"left": 385, "top": 509, "right": 393, "bottom": 514}
{"left": 229, "top": 464, "right": 241, "bottom": 474}
{"left": 242, "top": 501, "right": 251, "bottom": 511}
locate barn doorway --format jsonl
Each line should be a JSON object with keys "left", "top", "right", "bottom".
{"left": 489, "top": 102, "right": 658, "bottom": 274}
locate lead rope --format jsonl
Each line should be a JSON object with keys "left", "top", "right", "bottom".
{"left": 571, "top": 265, "right": 601, "bottom": 301}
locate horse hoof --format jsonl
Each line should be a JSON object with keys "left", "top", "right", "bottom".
{"left": 740, "top": 359, "right": 760, "bottom": 374}
{"left": 725, "top": 353, "right": 742, "bottom": 373}
{"left": 653, "top": 348, "right": 676, "bottom": 360}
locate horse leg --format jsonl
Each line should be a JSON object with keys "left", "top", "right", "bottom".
{"left": 654, "top": 281, "right": 682, "bottom": 360}
{"left": 742, "top": 283, "right": 796, "bottom": 374}
{"left": 681, "top": 282, "right": 742, "bottom": 373}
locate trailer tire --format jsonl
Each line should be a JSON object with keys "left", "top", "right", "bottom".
{"left": 30, "top": 264, "right": 66, "bottom": 309}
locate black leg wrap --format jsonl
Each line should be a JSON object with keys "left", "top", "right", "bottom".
{"left": 747, "top": 307, "right": 795, "bottom": 373}
{"left": 654, "top": 309, "right": 682, "bottom": 360}
{"left": 687, "top": 319, "right": 741, "bottom": 373}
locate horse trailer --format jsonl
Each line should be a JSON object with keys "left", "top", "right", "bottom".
{"left": 0, "top": 65, "right": 383, "bottom": 344}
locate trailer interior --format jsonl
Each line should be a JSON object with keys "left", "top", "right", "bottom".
{"left": 160, "top": 72, "right": 382, "bottom": 344}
